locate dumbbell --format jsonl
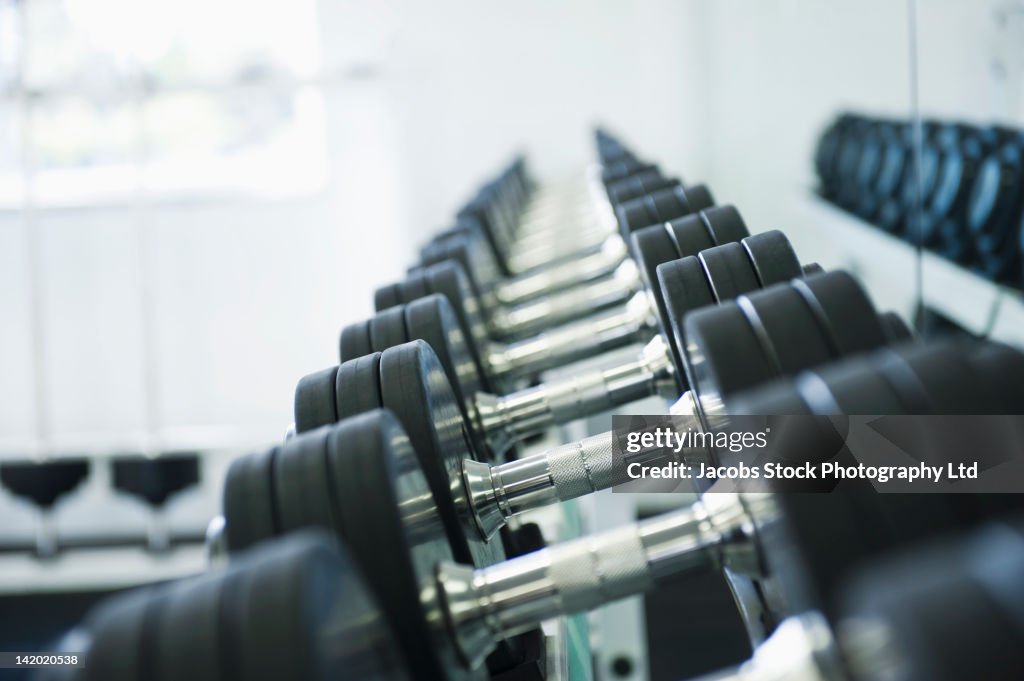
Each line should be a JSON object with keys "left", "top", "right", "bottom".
{"left": 59, "top": 531, "right": 410, "bottom": 681}
{"left": 694, "top": 515, "right": 1024, "bottom": 681}
{"left": 372, "top": 205, "right": 756, "bottom": 393}
{"left": 965, "top": 128, "right": 1024, "bottom": 283}
{"left": 913, "top": 123, "right": 988, "bottom": 258}
{"left": 223, "top": 338, "right": 1023, "bottom": 679}
{"left": 325, "top": 225, "right": 814, "bottom": 461}
{"left": 296, "top": 270, "right": 910, "bottom": 546}
{"left": 876, "top": 120, "right": 942, "bottom": 234}
{"left": 447, "top": 144, "right": 673, "bottom": 278}
{"left": 409, "top": 180, "right": 716, "bottom": 340}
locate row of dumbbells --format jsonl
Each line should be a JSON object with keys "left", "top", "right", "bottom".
{"left": 39, "top": 130, "right": 1024, "bottom": 681}
{"left": 815, "top": 113, "right": 1024, "bottom": 285}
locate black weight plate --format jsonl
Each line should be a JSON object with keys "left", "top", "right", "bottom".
{"left": 737, "top": 283, "right": 835, "bottom": 379}
{"left": 631, "top": 225, "right": 685, "bottom": 372}
{"left": 886, "top": 342, "right": 1000, "bottom": 415}
{"left": 656, "top": 255, "right": 717, "bottom": 388}
{"left": 295, "top": 366, "right": 340, "bottom": 434}
{"left": 223, "top": 446, "right": 279, "bottom": 553}
{"left": 325, "top": 411, "right": 463, "bottom": 681}
{"left": 682, "top": 184, "right": 715, "bottom": 212}
{"left": 699, "top": 205, "right": 750, "bottom": 246}
{"left": 721, "top": 377, "right": 814, "bottom": 416}
{"left": 873, "top": 347, "right": 936, "bottom": 414}
{"left": 374, "top": 282, "right": 404, "bottom": 313}
{"left": 405, "top": 295, "right": 494, "bottom": 460}
{"left": 663, "top": 213, "right": 718, "bottom": 260}
{"left": 335, "top": 352, "right": 385, "bottom": 419}
{"left": 379, "top": 341, "right": 503, "bottom": 568}
{"left": 698, "top": 242, "right": 762, "bottom": 303}
{"left": 369, "top": 306, "right": 411, "bottom": 353}
{"left": 683, "top": 302, "right": 777, "bottom": 421}
{"left": 615, "top": 194, "right": 660, "bottom": 236}
{"left": 648, "top": 185, "right": 692, "bottom": 222}
{"left": 741, "top": 230, "right": 803, "bottom": 287}
{"left": 878, "top": 312, "right": 913, "bottom": 344}
{"left": 424, "top": 261, "right": 495, "bottom": 390}
{"left": 791, "top": 271, "right": 887, "bottom": 358}
{"left": 397, "top": 271, "right": 432, "bottom": 307}
{"left": 969, "top": 342, "right": 1024, "bottom": 412}
{"left": 82, "top": 587, "right": 154, "bottom": 681}
{"left": 154, "top": 572, "right": 224, "bottom": 681}
{"left": 405, "top": 294, "right": 484, "bottom": 401}
{"left": 232, "top": 532, "right": 350, "bottom": 681}
{"left": 339, "top": 319, "right": 373, "bottom": 363}
{"left": 801, "top": 355, "right": 907, "bottom": 415}
{"left": 273, "top": 428, "right": 336, "bottom": 533}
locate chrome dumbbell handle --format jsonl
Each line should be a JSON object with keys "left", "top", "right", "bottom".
{"left": 438, "top": 494, "right": 758, "bottom": 669}
{"left": 486, "top": 291, "right": 655, "bottom": 381}
{"left": 490, "top": 259, "right": 641, "bottom": 338}
{"left": 476, "top": 335, "right": 674, "bottom": 457}
{"left": 493, "top": 236, "right": 629, "bottom": 306}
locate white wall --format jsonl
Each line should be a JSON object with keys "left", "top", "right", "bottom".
{"left": 0, "top": 0, "right": 706, "bottom": 455}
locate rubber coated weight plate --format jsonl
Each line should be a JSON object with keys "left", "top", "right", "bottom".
{"left": 801, "top": 356, "right": 907, "bottom": 415}
{"left": 970, "top": 343, "right": 1024, "bottom": 411}
{"left": 885, "top": 342, "right": 1001, "bottom": 414}
{"left": 741, "top": 230, "right": 803, "bottom": 287}
{"left": 273, "top": 428, "right": 336, "bottom": 533}
{"left": 339, "top": 320, "right": 373, "bottom": 363}
{"left": 223, "top": 446, "right": 279, "bottom": 553}
{"left": 405, "top": 294, "right": 484, "bottom": 402}
{"left": 649, "top": 186, "right": 692, "bottom": 221}
{"left": 335, "top": 352, "right": 385, "bottom": 420}
{"left": 379, "top": 341, "right": 503, "bottom": 567}
{"left": 631, "top": 225, "right": 687, "bottom": 374}
{"left": 683, "top": 303, "right": 778, "bottom": 421}
{"left": 295, "top": 366, "right": 340, "bottom": 434}
{"left": 369, "top": 306, "right": 410, "bottom": 353}
{"left": 736, "top": 283, "right": 835, "bottom": 378}
{"left": 791, "top": 271, "right": 887, "bottom": 358}
{"left": 698, "top": 242, "right": 762, "bottom": 303}
{"left": 398, "top": 271, "right": 432, "bottom": 307}
{"left": 698, "top": 205, "right": 750, "bottom": 246}
{"left": 615, "top": 194, "right": 660, "bottom": 236}
{"left": 662, "top": 213, "right": 718, "bottom": 259}
{"left": 404, "top": 295, "right": 494, "bottom": 459}
{"left": 656, "top": 256, "right": 716, "bottom": 389}
{"left": 681, "top": 184, "right": 715, "bottom": 212}
{"left": 154, "top": 572, "right": 224, "bottom": 681}
{"left": 325, "top": 411, "right": 464, "bottom": 681}
{"left": 878, "top": 312, "right": 912, "bottom": 343}
{"left": 721, "top": 378, "right": 814, "bottom": 416}
{"left": 374, "top": 283, "right": 404, "bottom": 313}
{"left": 424, "top": 261, "right": 495, "bottom": 389}
{"left": 82, "top": 587, "right": 153, "bottom": 681}
{"left": 233, "top": 532, "right": 349, "bottom": 681}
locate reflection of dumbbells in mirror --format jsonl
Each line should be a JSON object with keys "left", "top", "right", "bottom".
{"left": 406, "top": 171, "right": 716, "bottom": 342}
{"left": 1, "top": 459, "right": 90, "bottom": 557}
{"left": 42, "top": 531, "right": 410, "bottom": 681}
{"left": 221, "top": 339, "right": 1024, "bottom": 680}
{"left": 964, "top": 128, "right": 1024, "bottom": 284}
{"left": 294, "top": 271, "right": 911, "bottom": 548}
{"left": 111, "top": 454, "right": 200, "bottom": 552}
{"left": 693, "top": 514, "right": 1024, "bottom": 681}
{"left": 323, "top": 226, "right": 842, "bottom": 463}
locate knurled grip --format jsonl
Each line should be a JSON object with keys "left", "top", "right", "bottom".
{"left": 546, "top": 432, "right": 616, "bottom": 501}
{"left": 532, "top": 523, "right": 653, "bottom": 614}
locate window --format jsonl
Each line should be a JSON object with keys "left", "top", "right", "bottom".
{"left": 0, "top": 0, "right": 328, "bottom": 207}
